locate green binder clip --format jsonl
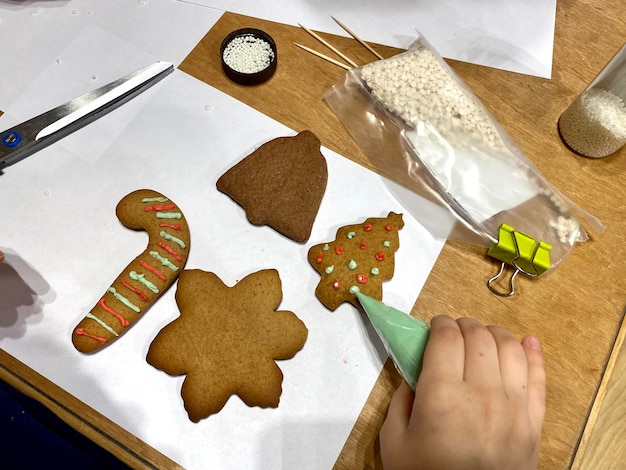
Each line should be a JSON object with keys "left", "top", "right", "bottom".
{"left": 486, "top": 223, "right": 552, "bottom": 297}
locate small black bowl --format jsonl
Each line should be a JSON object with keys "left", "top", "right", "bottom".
{"left": 220, "top": 28, "right": 278, "bottom": 86}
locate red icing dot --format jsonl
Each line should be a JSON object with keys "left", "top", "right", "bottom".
{"left": 316, "top": 252, "right": 323, "bottom": 264}
{"left": 375, "top": 252, "right": 386, "bottom": 261}
{"left": 360, "top": 242, "right": 368, "bottom": 250}
{"left": 363, "top": 224, "right": 373, "bottom": 232}
{"left": 385, "top": 225, "right": 393, "bottom": 231}
{"left": 335, "top": 246, "right": 344, "bottom": 255}
{"left": 332, "top": 280, "right": 341, "bottom": 290}
{"left": 357, "top": 274, "right": 368, "bottom": 284}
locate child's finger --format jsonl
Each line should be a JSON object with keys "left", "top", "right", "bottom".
{"left": 380, "top": 380, "right": 413, "bottom": 442}
{"left": 418, "top": 315, "right": 465, "bottom": 384}
{"left": 457, "top": 317, "right": 501, "bottom": 388}
{"left": 488, "top": 325, "right": 529, "bottom": 398}
{"left": 522, "top": 336, "right": 547, "bottom": 433}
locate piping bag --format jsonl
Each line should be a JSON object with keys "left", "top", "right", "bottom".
{"left": 356, "top": 292, "right": 429, "bottom": 390}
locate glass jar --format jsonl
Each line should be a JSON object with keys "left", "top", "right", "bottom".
{"left": 558, "top": 43, "right": 626, "bottom": 158}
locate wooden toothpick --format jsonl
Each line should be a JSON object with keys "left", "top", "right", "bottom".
{"left": 293, "top": 43, "right": 352, "bottom": 70}
{"left": 298, "top": 23, "right": 359, "bottom": 68}
{"left": 331, "top": 16, "right": 384, "bottom": 60}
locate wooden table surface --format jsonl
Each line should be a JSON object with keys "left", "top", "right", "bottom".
{"left": 2, "top": 1, "right": 625, "bottom": 468}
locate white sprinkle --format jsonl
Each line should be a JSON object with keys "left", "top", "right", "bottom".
{"left": 558, "top": 87, "right": 626, "bottom": 158}
{"left": 223, "top": 35, "right": 274, "bottom": 74}
{"left": 361, "top": 46, "right": 507, "bottom": 152}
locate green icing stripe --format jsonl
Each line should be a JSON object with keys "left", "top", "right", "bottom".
{"left": 142, "top": 197, "right": 169, "bottom": 203}
{"left": 149, "top": 251, "right": 179, "bottom": 272}
{"left": 86, "top": 313, "right": 119, "bottom": 337}
{"left": 108, "top": 287, "right": 140, "bottom": 313}
{"left": 160, "top": 231, "right": 186, "bottom": 249}
{"left": 129, "top": 271, "right": 159, "bottom": 293}
{"left": 156, "top": 212, "right": 181, "bottom": 219}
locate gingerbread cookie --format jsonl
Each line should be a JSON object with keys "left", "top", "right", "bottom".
{"left": 308, "top": 212, "right": 404, "bottom": 311}
{"left": 72, "top": 189, "right": 190, "bottom": 353}
{"left": 146, "top": 269, "right": 308, "bottom": 422}
{"left": 216, "top": 130, "right": 327, "bottom": 243}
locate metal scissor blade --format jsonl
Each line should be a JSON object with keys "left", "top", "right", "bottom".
{"left": 0, "top": 61, "right": 174, "bottom": 172}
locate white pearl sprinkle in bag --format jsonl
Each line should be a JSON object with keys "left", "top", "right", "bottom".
{"left": 325, "top": 31, "right": 603, "bottom": 284}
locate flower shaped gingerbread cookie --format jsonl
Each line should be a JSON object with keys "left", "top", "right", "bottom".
{"left": 146, "top": 268, "right": 307, "bottom": 422}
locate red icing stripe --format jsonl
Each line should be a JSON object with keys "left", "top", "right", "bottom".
{"left": 121, "top": 280, "right": 149, "bottom": 302}
{"left": 144, "top": 204, "right": 175, "bottom": 212}
{"left": 158, "top": 241, "right": 182, "bottom": 261}
{"left": 75, "top": 327, "right": 107, "bottom": 344}
{"left": 99, "top": 298, "right": 130, "bottom": 327}
{"left": 140, "top": 260, "right": 167, "bottom": 282}
{"left": 159, "top": 223, "right": 182, "bottom": 231}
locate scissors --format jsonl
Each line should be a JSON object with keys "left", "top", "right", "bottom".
{"left": 0, "top": 61, "right": 173, "bottom": 174}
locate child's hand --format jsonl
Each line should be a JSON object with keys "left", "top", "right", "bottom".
{"left": 380, "top": 315, "right": 546, "bottom": 470}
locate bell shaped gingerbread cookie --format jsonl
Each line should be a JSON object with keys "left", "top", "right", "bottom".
{"left": 216, "top": 130, "right": 327, "bottom": 243}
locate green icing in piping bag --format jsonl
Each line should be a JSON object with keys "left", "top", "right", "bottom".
{"left": 356, "top": 292, "right": 430, "bottom": 390}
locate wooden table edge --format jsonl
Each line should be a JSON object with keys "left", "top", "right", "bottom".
{"left": 0, "top": 349, "right": 182, "bottom": 470}
{"left": 569, "top": 307, "right": 626, "bottom": 469}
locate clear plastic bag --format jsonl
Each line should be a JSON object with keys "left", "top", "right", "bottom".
{"left": 325, "top": 33, "right": 603, "bottom": 281}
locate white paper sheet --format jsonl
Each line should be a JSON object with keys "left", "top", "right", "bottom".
{"left": 0, "top": 0, "right": 223, "bottom": 107}
{"left": 0, "top": 69, "right": 443, "bottom": 469}
{"left": 0, "top": 7, "right": 445, "bottom": 468}
{"left": 179, "top": 0, "right": 556, "bottom": 78}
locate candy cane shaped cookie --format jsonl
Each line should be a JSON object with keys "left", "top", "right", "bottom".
{"left": 72, "top": 189, "right": 191, "bottom": 353}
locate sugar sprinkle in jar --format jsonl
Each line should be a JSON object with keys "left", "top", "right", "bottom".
{"left": 220, "top": 28, "right": 277, "bottom": 85}
{"left": 558, "top": 42, "right": 626, "bottom": 158}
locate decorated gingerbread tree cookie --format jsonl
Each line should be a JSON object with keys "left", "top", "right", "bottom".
{"left": 307, "top": 212, "right": 404, "bottom": 311}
